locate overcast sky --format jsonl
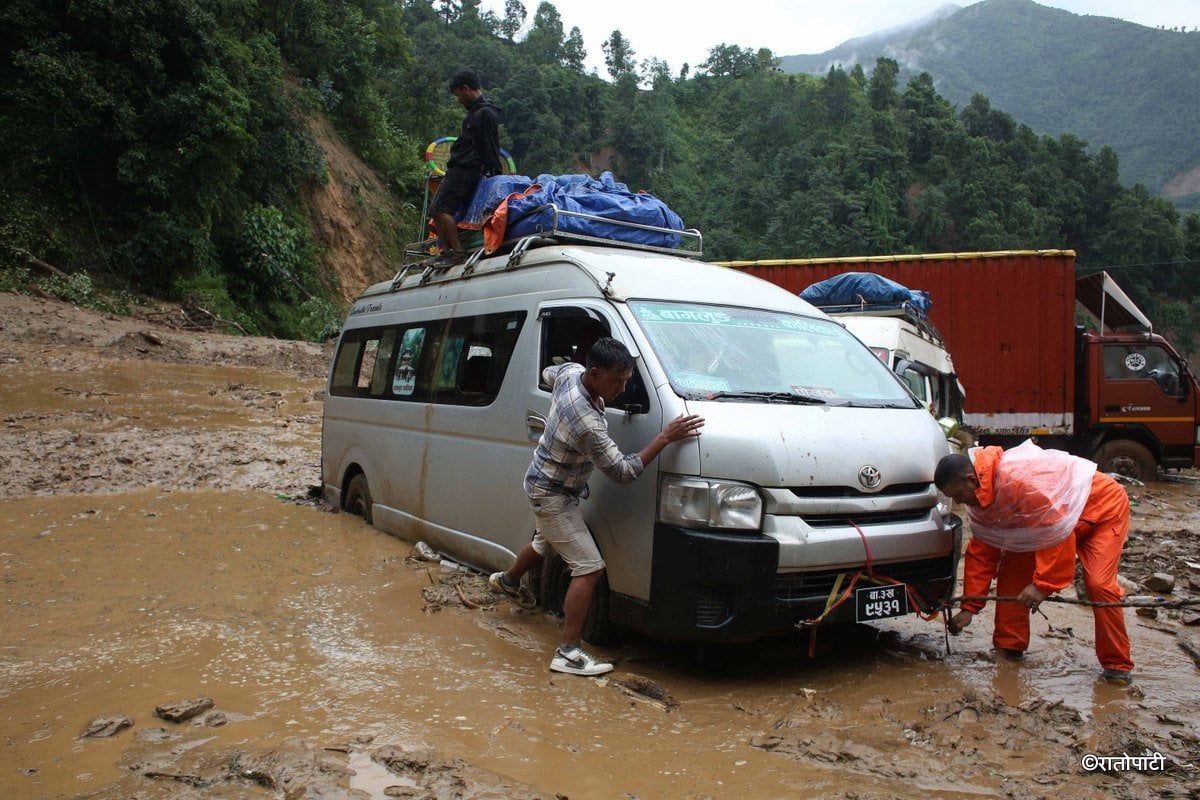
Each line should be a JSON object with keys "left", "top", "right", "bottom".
{"left": 478, "top": 0, "right": 1200, "bottom": 77}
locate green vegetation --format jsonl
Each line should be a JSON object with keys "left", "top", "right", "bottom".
{"left": 779, "top": 0, "right": 1200, "bottom": 209}
{"left": 3, "top": 0, "right": 1199, "bottom": 353}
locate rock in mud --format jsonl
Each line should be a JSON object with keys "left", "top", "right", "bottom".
{"left": 81, "top": 713, "right": 133, "bottom": 738}
{"left": 155, "top": 696, "right": 214, "bottom": 723}
{"left": 233, "top": 739, "right": 364, "bottom": 798}
{"left": 135, "top": 727, "right": 178, "bottom": 743}
{"left": 1142, "top": 572, "right": 1176, "bottom": 593}
{"left": 373, "top": 744, "right": 547, "bottom": 799}
{"left": 610, "top": 674, "right": 678, "bottom": 711}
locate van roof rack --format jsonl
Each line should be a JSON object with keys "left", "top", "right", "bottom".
{"left": 813, "top": 301, "right": 949, "bottom": 350}
{"left": 400, "top": 204, "right": 703, "bottom": 269}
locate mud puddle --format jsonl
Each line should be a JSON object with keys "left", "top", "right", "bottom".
{"left": 2, "top": 490, "right": 1197, "bottom": 799}
{"left": 0, "top": 292, "right": 1197, "bottom": 798}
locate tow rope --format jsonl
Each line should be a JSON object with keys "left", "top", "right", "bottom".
{"left": 798, "top": 521, "right": 944, "bottom": 656}
{"left": 948, "top": 594, "right": 1200, "bottom": 610}
{"left": 794, "top": 522, "right": 1199, "bottom": 657}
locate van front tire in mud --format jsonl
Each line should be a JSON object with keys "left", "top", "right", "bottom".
{"left": 1094, "top": 439, "right": 1157, "bottom": 483}
{"left": 344, "top": 473, "right": 374, "bottom": 524}
{"left": 539, "top": 552, "right": 622, "bottom": 647}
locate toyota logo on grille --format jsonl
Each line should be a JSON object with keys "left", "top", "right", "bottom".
{"left": 858, "top": 465, "right": 882, "bottom": 490}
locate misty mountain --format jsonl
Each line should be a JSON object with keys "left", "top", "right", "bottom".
{"left": 778, "top": 0, "right": 1200, "bottom": 207}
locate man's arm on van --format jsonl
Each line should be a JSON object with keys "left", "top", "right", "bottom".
{"left": 636, "top": 414, "right": 705, "bottom": 468}
{"left": 578, "top": 424, "right": 644, "bottom": 484}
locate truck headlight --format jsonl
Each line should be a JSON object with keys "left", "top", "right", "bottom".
{"left": 658, "top": 476, "right": 762, "bottom": 531}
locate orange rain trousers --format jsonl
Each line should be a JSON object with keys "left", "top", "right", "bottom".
{"left": 961, "top": 471, "right": 1133, "bottom": 672}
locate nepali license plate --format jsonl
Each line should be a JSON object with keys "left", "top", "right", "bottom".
{"left": 855, "top": 583, "right": 909, "bottom": 622}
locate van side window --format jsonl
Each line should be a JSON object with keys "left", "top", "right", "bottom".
{"left": 330, "top": 313, "right": 525, "bottom": 405}
{"left": 330, "top": 328, "right": 399, "bottom": 399}
{"left": 435, "top": 311, "right": 526, "bottom": 406}
{"left": 538, "top": 309, "right": 649, "bottom": 412}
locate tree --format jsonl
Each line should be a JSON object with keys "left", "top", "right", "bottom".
{"left": 867, "top": 57, "right": 899, "bottom": 111}
{"left": 497, "top": 0, "right": 525, "bottom": 40}
{"left": 602, "top": 30, "right": 636, "bottom": 80}
{"left": 823, "top": 66, "right": 853, "bottom": 124}
{"left": 698, "top": 44, "right": 764, "bottom": 78}
{"left": 521, "top": 2, "right": 564, "bottom": 66}
{"left": 563, "top": 26, "right": 586, "bottom": 72}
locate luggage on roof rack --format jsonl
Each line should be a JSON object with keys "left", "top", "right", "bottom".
{"left": 800, "top": 272, "right": 932, "bottom": 317}
{"left": 403, "top": 171, "right": 701, "bottom": 265}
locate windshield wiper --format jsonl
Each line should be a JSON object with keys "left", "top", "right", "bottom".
{"left": 703, "top": 391, "right": 827, "bottom": 405}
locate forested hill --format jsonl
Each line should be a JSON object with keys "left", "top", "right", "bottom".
{"left": 779, "top": 0, "right": 1200, "bottom": 207}
{"left": 2, "top": 0, "right": 1199, "bottom": 357}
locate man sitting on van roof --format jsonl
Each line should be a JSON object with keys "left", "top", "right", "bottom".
{"left": 490, "top": 338, "right": 704, "bottom": 676}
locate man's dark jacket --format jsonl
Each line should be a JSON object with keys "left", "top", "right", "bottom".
{"left": 447, "top": 95, "right": 504, "bottom": 176}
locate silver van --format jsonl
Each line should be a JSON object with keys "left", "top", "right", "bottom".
{"left": 321, "top": 232, "right": 961, "bottom": 643}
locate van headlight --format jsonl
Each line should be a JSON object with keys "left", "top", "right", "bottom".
{"left": 658, "top": 476, "right": 762, "bottom": 531}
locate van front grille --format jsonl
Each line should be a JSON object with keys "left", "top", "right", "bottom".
{"left": 773, "top": 555, "right": 954, "bottom": 602}
{"left": 800, "top": 508, "right": 931, "bottom": 528}
{"left": 789, "top": 482, "right": 931, "bottom": 499}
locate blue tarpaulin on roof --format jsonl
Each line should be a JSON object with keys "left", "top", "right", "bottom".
{"left": 460, "top": 171, "right": 683, "bottom": 248}
{"left": 799, "top": 272, "right": 932, "bottom": 316}
{"left": 457, "top": 174, "right": 533, "bottom": 228}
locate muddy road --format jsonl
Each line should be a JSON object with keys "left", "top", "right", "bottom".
{"left": 1, "top": 292, "right": 1198, "bottom": 799}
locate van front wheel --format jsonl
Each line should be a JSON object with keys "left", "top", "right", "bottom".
{"left": 539, "top": 552, "right": 622, "bottom": 647}
{"left": 344, "top": 473, "right": 374, "bottom": 524}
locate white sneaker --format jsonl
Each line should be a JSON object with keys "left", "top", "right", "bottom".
{"left": 488, "top": 572, "right": 537, "bottom": 609}
{"left": 550, "top": 645, "right": 613, "bottom": 676}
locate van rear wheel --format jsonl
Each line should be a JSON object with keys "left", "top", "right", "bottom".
{"left": 540, "top": 552, "right": 622, "bottom": 647}
{"left": 344, "top": 473, "right": 374, "bottom": 524}
{"left": 1094, "top": 440, "right": 1156, "bottom": 483}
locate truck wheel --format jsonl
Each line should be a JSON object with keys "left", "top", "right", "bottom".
{"left": 344, "top": 473, "right": 374, "bottom": 524}
{"left": 539, "top": 552, "right": 622, "bottom": 647}
{"left": 1094, "top": 440, "right": 1156, "bottom": 483}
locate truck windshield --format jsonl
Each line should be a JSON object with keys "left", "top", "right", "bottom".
{"left": 629, "top": 301, "right": 918, "bottom": 408}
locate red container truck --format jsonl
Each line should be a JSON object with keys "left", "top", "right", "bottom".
{"left": 723, "top": 250, "right": 1200, "bottom": 481}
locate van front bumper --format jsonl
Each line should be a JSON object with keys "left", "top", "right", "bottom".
{"left": 608, "top": 518, "right": 961, "bottom": 643}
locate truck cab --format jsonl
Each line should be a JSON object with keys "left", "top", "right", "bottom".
{"left": 1076, "top": 271, "right": 1200, "bottom": 480}
{"left": 1081, "top": 331, "right": 1200, "bottom": 478}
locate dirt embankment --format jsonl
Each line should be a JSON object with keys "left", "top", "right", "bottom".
{"left": 302, "top": 113, "right": 416, "bottom": 303}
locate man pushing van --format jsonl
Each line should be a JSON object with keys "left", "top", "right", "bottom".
{"left": 490, "top": 337, "right": 704, "bottom": 676}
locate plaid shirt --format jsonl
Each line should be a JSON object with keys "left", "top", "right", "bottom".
{"left": 524, "top": 363, "right": 643, "bottom": 497}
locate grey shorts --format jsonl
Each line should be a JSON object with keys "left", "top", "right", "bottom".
{"left": 528, "top": 491, "right": 605, "bottom": 576}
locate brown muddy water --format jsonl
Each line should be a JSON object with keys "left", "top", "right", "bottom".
{"left": 1, "top": 303, "right": 1198, "bottom": 799}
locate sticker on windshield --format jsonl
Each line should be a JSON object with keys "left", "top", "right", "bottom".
{"left": 1124, "top": 353, "right": 1146, "bottom": 372}
{"left": 634, "top": 303, "right": 834, "bottom": 337}
{"left": 673, "top": 372, "right": 731, "bottom": 394}
{"left": 791, "top": 385, "right": 839, "bottom": 400}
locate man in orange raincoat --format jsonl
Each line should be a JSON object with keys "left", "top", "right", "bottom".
{"left": 934, "top": 441, "right": 1134, "bottom": 684}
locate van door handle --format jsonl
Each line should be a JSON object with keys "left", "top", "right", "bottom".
{"left": 526, "top": 412, "right": 546, "bottom": 441}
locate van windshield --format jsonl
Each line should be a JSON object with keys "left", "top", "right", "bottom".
{"left": 629, "top": 301, "right": 918, "bottom": 408}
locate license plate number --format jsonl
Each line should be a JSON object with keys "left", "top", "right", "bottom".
{"left": 855, "top": 583, "right": 909, "bottom": 622}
